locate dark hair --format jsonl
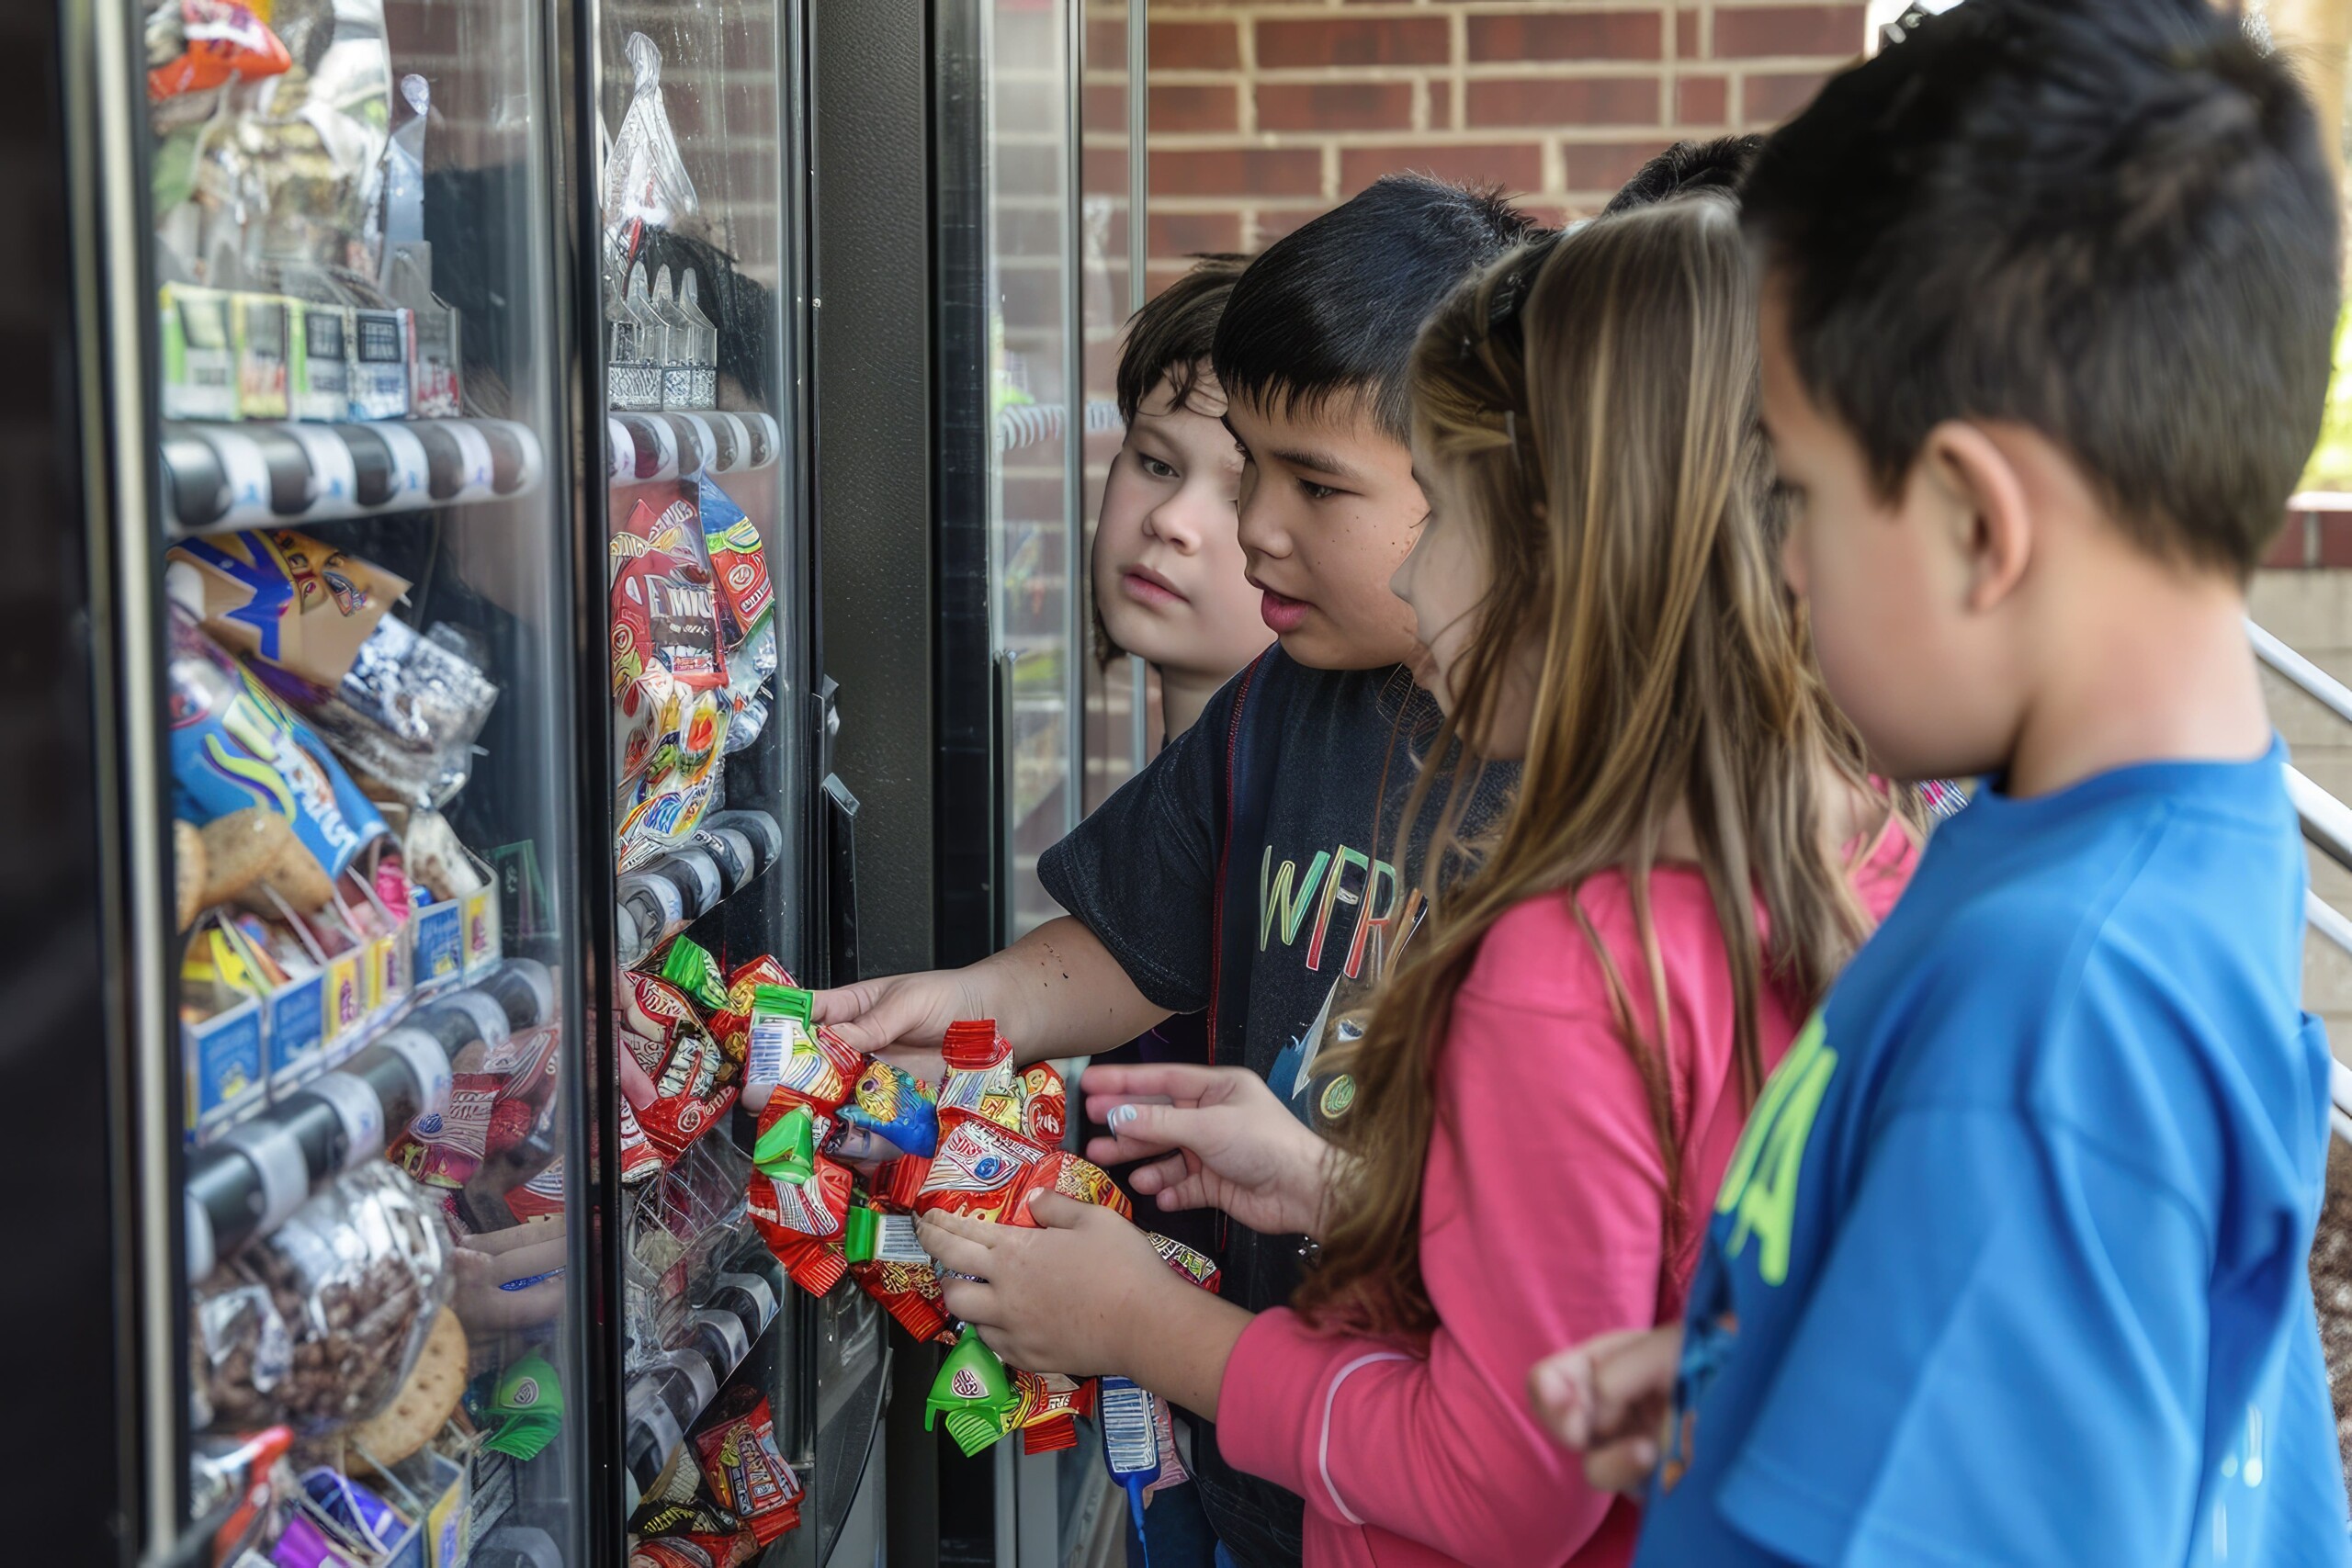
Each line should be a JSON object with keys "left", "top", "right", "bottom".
{"left": 1116, "top": 254, "right": 1249, "bottom": 423}
{"left": 1213, "top": 175, "right": 1537, "bottom": 442}
{"left": 1602, "top": 136, "right": 1763, "bottom": 216}
{"left": 1742, "top": 0, "right": 2341, "bottom": 578}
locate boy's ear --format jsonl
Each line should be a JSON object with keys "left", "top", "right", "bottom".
{"left": 1917, "top": 419, "right": 2032, "bottom": 615}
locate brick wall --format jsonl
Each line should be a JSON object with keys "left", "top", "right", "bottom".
{"left": 1141, "top": 1, "right": 1871, "bottom": 291}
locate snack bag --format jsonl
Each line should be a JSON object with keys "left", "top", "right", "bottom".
{"left": 170, "top": 530, "right": 406, "bottom": 692}
{"left": 934, "top": 1020, "right": 1024, "bottom": 1136}
{"left": 1018, "top": 1371, "right": 1094, "bottom": 1456}
{"left": 707, "top": 955, "right": 787, "bottom": 1069}
{"left": 167, "top": 605, "right": 387, "bottom": 887}
{"left": 603, "top": 33, "right": 698, "bottom": 241}
{"left": 693, "top": 1386, "right": 803, "bottom": 1544}
{"left": 386, "top": 1070, "right": 498, "bottom": 1188}
{"left": 852, "top": 1257, "right": 954, "bottom": 1344}
{"left": 1148, "top": 1232, "right": 1222, "bottom": 1294}
{"left": 660, "top": 936, "right": 730, "bottom": 1016}
{"left": 758, "top": 1230, "right": 848, "bottom": 1297}
{"left": 147, "top": 0, "right": 289, "bottom": 101}
{"left": 867, "top": 1155, "right": 932, "bottom": 1213}
{"left": 917, "top": 1118, "right": 1055, "bottom": 1226}
{"left": 479, "top": 1348, "right": 564, "bottom": 1460}
{"left": 746, "top": 1158, "right": 851, "bottom": 1241}
{"left": 629, "top": 1492, "right": 759, "bottom": 1568}
{"left": 698, "top": 475, "right": 775, "bottom": 647}
{"left": 833, "top": 1060, "right": 939, "bottom": 1162}
{"left": 1019, "top": 1062, "right": 1067, "bottom": 1147}
{"left": 257, "top": 616, "right": 500, "bottom": 809}
{"left": 925, "top": 1328, "right": 1024, "bottom": 1459}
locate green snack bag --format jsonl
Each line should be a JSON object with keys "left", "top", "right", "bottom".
{"left": 753, "top": 1102, "right": 817, "bottom": 1184}
{"left": 842, "top": 1205, "right": 881, "bottom": 1264}
{"left": 481, "top": 1349, "right": 565, "bottom": 1460}
{"left": 925, "top": 1329, "right": 1021, "bottom": 1458}
{"left": 661, "top": 937, "right": 730, "bottom": 1014}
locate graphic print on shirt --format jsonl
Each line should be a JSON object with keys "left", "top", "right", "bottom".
{"left": 1261, "top": 841, "right": 1428, "bottom": 1124}
{"left": 1662, "top": 1011, "right": 1838, "bottom": 1489}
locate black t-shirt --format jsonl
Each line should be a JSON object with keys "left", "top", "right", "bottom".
{"left": 1039, "top": 648, "right": 1512, "bottom": 1568}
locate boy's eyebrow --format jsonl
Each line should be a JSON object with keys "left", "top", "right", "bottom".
{"left": 1270, "top": 446, "right": 1366, "bottom": 484}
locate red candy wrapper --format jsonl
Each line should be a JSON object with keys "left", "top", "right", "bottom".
{"left": 629, "top": 975, "right": 738, "bottom": 1164}
{"left": 758, "top": 1231, "right": 848, "bottom": 1297}
{"left": 1148, "top": 1231, "right": 1222, "bottom": 1293}
{"left": 917, "top": 1120, "right": 1054, "bottom": 1224}
{"left": 1019, "top": 1063, "right": 1067, "bottom": 1145}
{"left": 941, "top": 1019, "right": 1008, "bottom": 1070}
{"left": 853, "top": 1258, "right": 955, "bottom": 1345}
{"left": 506, "top": 1158, "right": 567, "bottom": 1223}
{"left": 709, "top": 955, "right": 790, "bottom": 1071}
{"left": 388, "top": 1072, "right": 498, "bottom": 1188}
{"left": 693, "top": 1387, "right": 804, "bottom": 1545}
{"left": 617, "top": 1097, "right": 663, "bottom": 1185}
{"left": 1017, "top": 1371, "right": 1094, "bottom": 1455}
{"left": 1041, "top": 1151, "right": 1131, "bottom": 1220}
{"left": 748, "top": 1160, "right": 851, "bottom": 1240}
{"left": 868, "top": 1156, "right": 931, "bottom": 1213}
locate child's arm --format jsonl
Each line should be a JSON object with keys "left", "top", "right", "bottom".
{"left": 812, "top": 916, "right": 1171, "bottom": 1072}
{"left": 1208, "top": 984, "right": 1668, "bottom": 1562}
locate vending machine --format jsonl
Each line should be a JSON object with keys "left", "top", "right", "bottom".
{"left": 21, "top": 0, "right": 886, "bottom": 1561}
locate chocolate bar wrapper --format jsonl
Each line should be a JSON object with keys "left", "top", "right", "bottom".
{"left": 693, "top": 1386, "right": 804, "bottom": 1546}
{"left": 1148, "top": 1232, "right": 1222, "bottom": 1293}
{"left": 852, "top": 1257, "right": 954, "bottom": 1345}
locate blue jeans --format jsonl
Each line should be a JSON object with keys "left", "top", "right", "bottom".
{"left": 1120, "top": 1480, "right": 1222, "bottom": 1568}
{"left": 1213, "top": 1548, "right": 1240, "bottom": 1568}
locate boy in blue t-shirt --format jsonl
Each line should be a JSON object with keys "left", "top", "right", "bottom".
{"left": 1536, "top": 2, "right": 2351, "bottom": 1563}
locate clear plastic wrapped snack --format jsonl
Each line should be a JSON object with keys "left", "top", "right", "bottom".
{"left": 191, "top": 1162, "right": 451, "bottom": 1435}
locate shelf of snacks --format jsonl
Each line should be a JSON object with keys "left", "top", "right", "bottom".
{"left": 150, "top": 0, "right": 593, "bottom": 1560}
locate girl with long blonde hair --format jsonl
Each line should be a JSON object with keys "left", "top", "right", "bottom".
{"left": 914, "top": 192, "right": 1918, "bottom": 1567}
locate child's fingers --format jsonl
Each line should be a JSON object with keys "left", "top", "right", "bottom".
{"left": 1582, "top": 1433, "right": 1662, "bottom": 1495}
{"left": 818, "top": 980, "right": 940, "bottom": 1056}
{"left": 938, "top": 1277, "right": 1001, "bottom": 1325}
{"left": 915, "top": 1215, "right": 1000, "bottom": 1278}
{"left": 1583, "top": 1328, "right": 1681, "bottom": 1438}
{"left": 1125, "top": 1152, "right": 1193, "bottom": 1198}
{"left": 458, "top": 1218, "right": 564, "bottom": 1257}
{"left": 1080, "top": 1062, "right": 1231, "bottom": 1103}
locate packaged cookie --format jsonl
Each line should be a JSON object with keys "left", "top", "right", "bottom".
{"left": 191, "top": 1162, "right": 450, "bottom": 1435}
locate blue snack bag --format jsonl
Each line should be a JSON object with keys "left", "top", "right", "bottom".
{"left": 834, "top": 1058, "right": 940, "bottom": 1160}
{"left": 167, "top": 604, "right": 386, "bottom": 878}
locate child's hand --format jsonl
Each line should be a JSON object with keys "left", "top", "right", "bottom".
{"left": 917, "top": 1193, "right": 1174, "bottom": 1375}
{"left": 810, "top": 969, "right": 988, "bottom": 1083}
{"left": 1527, "top": 1325, "right": 1683, "bottom": 1493}
{"left": 1082, "top": 1063, "right": 1332, "bottom": 1236}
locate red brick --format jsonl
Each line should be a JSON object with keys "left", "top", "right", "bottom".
{"left": 1430, "top": 78, "right": 1455, "bottom": 128}
{"left": 1468, "top": 75, "right": 1662, "bottom": 128}
{"left": 1742, "top": 70, "right": 1832, "bottom": 123}
{"left": 1152, "top": 146, "right": 1325, "bottom": 197}
{"left": 1563, "top": 140, "right": 1672, "bottom": 190}
{"left": 1148, "top": 210, "right": 1244, "bottom": 255}
{"left": 1145, "top": 265, "right": 1192, "bottom": 301}
{"left": 1713, "top": 5, "right": 1868, "bottom": 60}
{"left": 1082, "top": 83, "right": 1128, "bottom": 134}
{"left": 1257, "top": 80, "right": 1415, "bottom": 132}
{"left": 1148, "top": 19, "right": 1239, "bottom": 71}
{"left": 1340, "top": 141, "right": 1544, "bottom": 193}
{"left": 1469, "top": 12, "right": 1663, "bottom": 63}
{"left": 1086, "top": 17, "right": 1126, "bottom": 71}
{"left": 2266, "top": 513, "right": 2316, "bottom": 569}
{"left": 1677, "top": 73, "right": 1729, "bottom": 124}
{"left": 1083, "top": 145, "right": 1129, "bottom": 195}
{"left": 2322, "top": 513, "right": 2352, "bottom": 569}
{"left": 1250, "top": 208, "right": 1325, "bottom": 247}
{"left": 1257, "top": 17, "right": 1451, "bottom": 69}
{"left": 1151, "top": 83, "right": 1239, "bottom": 133}
{"left": 1519, "top": 201, "right": 1577, "bottom": 230}
{"left": 1678, "top": 7, "right": 1702, "bottom": 57}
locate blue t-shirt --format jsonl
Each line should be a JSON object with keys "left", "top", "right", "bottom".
{"left": 1636, "top": 739, "right": 2347, "bottom": 1567}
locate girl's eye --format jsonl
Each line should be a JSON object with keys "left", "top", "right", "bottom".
{"left": 1138, "top": 456, "right": 1179, "bottom": 480}
{"left": 1301, "top": 480, "right": 1340, "bottom": 502}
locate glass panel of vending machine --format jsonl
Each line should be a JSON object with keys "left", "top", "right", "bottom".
{"left": 587, "top": 0, "right": 838, "bottom": 1562}
{"left": 134, "top": 0, "right": 596, "bottom": 1560}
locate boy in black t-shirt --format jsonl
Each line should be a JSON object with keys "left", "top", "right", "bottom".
{"left": 816, "top": 174, "right": 1532, "bottom": 1568}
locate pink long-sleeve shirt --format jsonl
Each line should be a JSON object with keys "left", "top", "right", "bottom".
{"left": 1217, "top": 829, "right": 1916, "bottom": 1568}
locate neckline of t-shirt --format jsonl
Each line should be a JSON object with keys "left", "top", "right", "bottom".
{"left": 1962, "top": 733, "right": 2287, "bottom": 826}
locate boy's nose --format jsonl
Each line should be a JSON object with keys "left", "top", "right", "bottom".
{"left": 1142, "top": 493, "right": 1204, "bottom": 553}
{"left": 1236, "top": 487, "right": 1288, "bottom": 559}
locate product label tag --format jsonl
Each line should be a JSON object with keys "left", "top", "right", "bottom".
{"left": 187, "top": 998, "right": 265, "bottom": 1144}
{"left": 412, "top": 899, "right": 463, "bottom": 987}
{"left": 266, "top": 971, "right": 327, "bottom": 1089}
{"left": 463, "top": 884, "right": 501, "bottom": 976}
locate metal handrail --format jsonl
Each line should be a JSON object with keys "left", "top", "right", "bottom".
{"left": 2249, "top": 621, "right": 2352, "bottom": 1139}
